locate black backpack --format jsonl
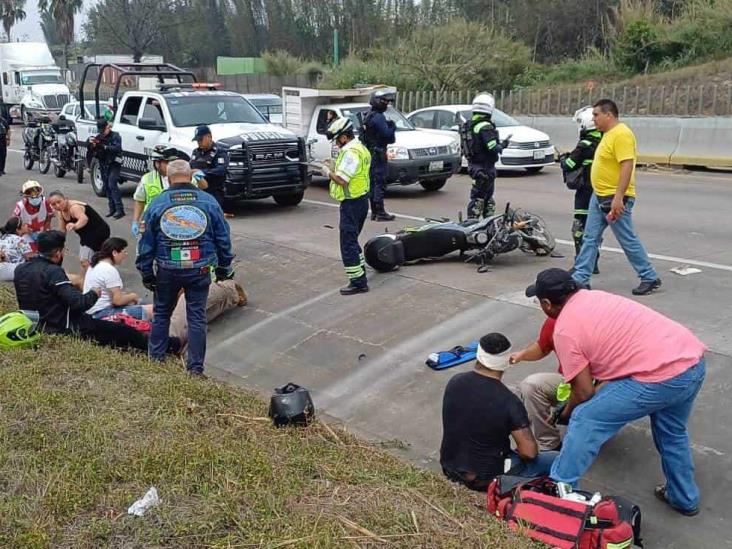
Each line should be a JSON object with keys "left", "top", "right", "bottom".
{"left": 459, "top": 119, "right": 475, "bottom": 161}
{"left": 268, "top": 383, "right": 315, "bottom": 427}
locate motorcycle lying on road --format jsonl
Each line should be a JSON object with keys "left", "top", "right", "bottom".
{"left": 364, "top": 203, "right": 556, "bottom": 273}
{"left": 47, "top": 116, "right": 85, "bottom": 183}
{"left": 22, "top": 117, "right": 55, "bottom": 174}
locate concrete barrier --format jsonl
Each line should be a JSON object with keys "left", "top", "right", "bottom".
{"left": 516, "top": 115, "right": 732, "bottom": 168}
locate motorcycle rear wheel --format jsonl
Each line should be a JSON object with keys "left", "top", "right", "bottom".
{"left": 76, "top": 160, "right": 84, "bottom": 184}
{"left": 515, "top": 210, "right": 556, "bottom": 256}
{"left": 54, "top": 164, "right": 67, "bottom": 178}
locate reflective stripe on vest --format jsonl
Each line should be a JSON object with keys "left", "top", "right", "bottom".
{"left": 141, "top": 171, "right": 164, "bottom": 212}
{"left": 330, "top": 141, "right": 371, "bottom": 202}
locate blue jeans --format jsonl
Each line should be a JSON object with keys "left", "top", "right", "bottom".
{"left": 508, "top": 450, "right": 559, "bottom": 477}
{"left": 150, "top": 267, "right": 211, "bottom": 373}
{"left": 550, "top": 358, "right": 706, "bottom": 512}
{"left": 572, "top": 194, "right": 657, "bottom": 285}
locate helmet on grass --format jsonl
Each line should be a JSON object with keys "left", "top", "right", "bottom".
{"left": 0, "top": 311, "right": 41, "bottom": 349}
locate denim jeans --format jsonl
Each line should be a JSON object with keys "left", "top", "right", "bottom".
{"left": 508, "top": 450, "right": 559, "bottom": 478}
{"left": 150, "top": 267, "right": 211, "bottom": 373}
{"left": 572, "top": 194, "right": 658, "bottom": 285}
{"left": 550, "top": 358, "right": 706, "bottom": 512}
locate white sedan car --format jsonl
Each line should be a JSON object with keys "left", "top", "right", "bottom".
{"left": 407, "top": 105, "right": 555, "bottom": 172}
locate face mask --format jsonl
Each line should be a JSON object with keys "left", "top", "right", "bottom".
{"left": 28, "top": 196, "right": 42, "bottom": 207}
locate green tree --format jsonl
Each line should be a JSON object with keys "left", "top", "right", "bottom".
{"left": 38, "top": 0, "right": 83, "bottom": 69}
{"left": 0, "top": 0, "right": 26, "bottom": 42}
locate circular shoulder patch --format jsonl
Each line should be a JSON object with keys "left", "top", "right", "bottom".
{"left": 160, "top": 205, "right": 208, "bottom": 241}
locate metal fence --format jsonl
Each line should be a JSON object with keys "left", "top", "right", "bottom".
{"left": 395, "top": 85, "right": 732, "bottom": 117}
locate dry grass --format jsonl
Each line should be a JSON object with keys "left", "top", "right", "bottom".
{"left": 0, "top": 285, "right": 535, "bottom": 548}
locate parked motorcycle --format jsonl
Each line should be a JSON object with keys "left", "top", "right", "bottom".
{"left": 364, "top": 203, "right": 556, "bottom": 273}
{"left": 48, "top": 116, "right": 84, "bottom": 183}
{"left": 22, "top": 117, "right": 55, "bottom": 174}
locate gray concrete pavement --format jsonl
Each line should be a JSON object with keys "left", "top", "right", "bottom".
{"left": 2, "top": 134, "right": 731, "bottom": 547}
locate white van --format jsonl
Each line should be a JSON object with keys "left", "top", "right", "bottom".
{"left": 283, "top": 87, "right": 461, "bottom": 191}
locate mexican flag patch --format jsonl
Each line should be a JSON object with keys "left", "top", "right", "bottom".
{"left": 171, "top": 247, "right": 201, "bottom": 261}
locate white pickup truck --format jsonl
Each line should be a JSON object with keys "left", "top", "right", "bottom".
{"left": 282, "top": 86, "right": 461, "bottom": 192}
{"left": 75, "top": 63, "right": 310, "bottom": 207}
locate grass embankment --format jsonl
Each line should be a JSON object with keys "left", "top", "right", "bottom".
{"left": 0, "top": 285, "right": 533, "bottom": 548}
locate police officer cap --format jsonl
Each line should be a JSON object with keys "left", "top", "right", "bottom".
{"left": 96, "top": 117, "right": 109, "bottom": 131}
{"left": 37, "top": 230, "right": 66, "bottom": 255}
{"left": 193, "top": 124, "right": 212, "bottom": 141}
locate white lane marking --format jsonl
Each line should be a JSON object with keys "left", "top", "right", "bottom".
{"left": 304, "top": 199, "right": 732, "bottom": 273}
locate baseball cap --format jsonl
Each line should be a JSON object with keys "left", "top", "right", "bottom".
{"left": 193, "top": 124, "right": 211, "bottom": 141}
{"left": 37, "top": 230, "right": 66, "bottom": 254}
{"left": 525, "top": 268, "right": 578, "bottom": 300}
{"left": 96, "top": 117, "right": 109, "bottom": 131}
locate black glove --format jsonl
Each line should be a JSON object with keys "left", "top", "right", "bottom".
{"left": 548, "top": 403, "right": 569, "bottom": 426}
{"left": 142, "top": 273, "right": 157, "bottom": 292}
{"left": 500, "top": 138, "right": 510, "bottom": 150}
{"left": 386, "top": 120, "right": 396, "bottom": 130}
{"left": 215, "top": 266, "right": 234, "bottom": 282}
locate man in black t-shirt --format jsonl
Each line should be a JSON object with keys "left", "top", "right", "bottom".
{"left": 440, "top": 333, "right": 559, "bottom": 492}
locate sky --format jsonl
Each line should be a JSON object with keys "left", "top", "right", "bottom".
{"left": 10, "top": 0, "right": 96, "bottom": 43}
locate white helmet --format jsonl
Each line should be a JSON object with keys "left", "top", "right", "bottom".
{"left": 472, "top": 93, "right": 495, "bottom": 116}
{"left": 326, "top": 117, "right": 354, "bottom": 141}
{"left": 573, "top": 106, "right": 595, "bottom": 132}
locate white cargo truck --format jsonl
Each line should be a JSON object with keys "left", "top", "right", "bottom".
{"left": 0, "top": 42, "right": 71, "bottom": 123}
{"left": 282, "top": 86, "right": 461, "bottom": 192}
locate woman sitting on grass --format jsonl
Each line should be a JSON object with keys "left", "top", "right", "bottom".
{"left": 84, "top": 237, "right": 153, "bottom": 320}
{"left": 0, "top": 217, "right": 34, "bottom": 282}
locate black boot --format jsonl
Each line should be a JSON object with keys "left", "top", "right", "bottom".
{"left": 340, "top": 283, "right": 369, "bottom": 295}
{"left": 372, "top": 212, "right": 395, "bottom": 222}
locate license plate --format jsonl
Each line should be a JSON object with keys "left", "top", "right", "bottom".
{"left": 429, "top": 160, "right": 444, "bottom": 172}
{"left": 533, "top": 150, "right": 545, "bottom": 160}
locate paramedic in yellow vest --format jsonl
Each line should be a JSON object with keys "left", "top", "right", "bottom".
{"left": 131, "top": 146, "right": 189, "bottom": 237}
{"left": 322, "top": 117, "right": 372, "bottom": 295}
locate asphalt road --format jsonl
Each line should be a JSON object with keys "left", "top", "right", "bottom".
{"left": 2, "top": 133, "right": 731, "bottom": 548}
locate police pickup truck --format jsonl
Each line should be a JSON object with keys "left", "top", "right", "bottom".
{"left": 75, "top": 63, "right": 309, "bottom": 207}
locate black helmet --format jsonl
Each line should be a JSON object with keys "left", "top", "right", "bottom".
{"left": 268, "top": 383, "right": 315, "bottom": 427}
{"left": 370, "top": 89, "right": 396, "bottom": 112}
{"left": 364, "top": 234, "right": 405, "bottom": 272}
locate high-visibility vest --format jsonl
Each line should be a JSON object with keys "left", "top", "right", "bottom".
{"left": 140, "top": 170, "right": 166, "bottom": 212}
{"left": 330, "top": 141, "right": 371, "bottom": 202}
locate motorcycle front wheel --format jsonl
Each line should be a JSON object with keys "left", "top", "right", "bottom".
{"left": 76, "top": 159, "right": 84, "bottom": 184}
{"left": 54, "top": 163, "right": 67, "bottom": 178}
{"left": 515, "top": 209, "right": 556, "bottom": 256}
{"left": 39, "top": 147, "right": 51, "bottom": 174}
{"left": 23, "top": 151, "right": 34, "bottom": 170}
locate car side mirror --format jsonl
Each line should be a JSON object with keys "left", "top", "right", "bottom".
{"left": 138, "top": 117, "right": 166, "bottom": 132}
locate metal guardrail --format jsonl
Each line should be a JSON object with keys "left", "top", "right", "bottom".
{"left": 395, "top": 85, "right": 732, "bottom": 117}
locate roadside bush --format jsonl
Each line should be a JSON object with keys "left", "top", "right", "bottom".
{"left": 262, "top": 49, "right": 302, "bottom": 76}
{"left": 515, "top": 50, "right": 626, "bottom": 88}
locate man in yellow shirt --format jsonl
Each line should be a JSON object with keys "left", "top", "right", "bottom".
{"left": 571, "top": 99, "right": 661, "bottom": 296}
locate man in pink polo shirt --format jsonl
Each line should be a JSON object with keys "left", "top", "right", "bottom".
{"left": 525, "top": 268, "right": 707, "bottom": 516}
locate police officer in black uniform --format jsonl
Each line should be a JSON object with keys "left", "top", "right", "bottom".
{"left": 362, "top": 89, "right": 396, "bottom": 221}
{"left": 0, "top": 111, "right": 10, "bottom": 176}
{"left": 190, "top": 124, "right": 229, "bottom": 210}
{"left": 90, "top": 118, "right": 125, "bottom": 219}
{"left": 560, "top": 106, "right": 603, "bottom": 273}
{"left": 464, "top": 93, "right": 509, "bottom": 219}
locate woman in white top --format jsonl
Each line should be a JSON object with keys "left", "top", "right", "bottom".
{"left": 83, "top": 237, "right": 153, "bottom": 320}
{"left": 0, "top": 217, "right": 33, "bottom": 281}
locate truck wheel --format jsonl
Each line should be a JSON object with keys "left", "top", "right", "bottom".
{"left": 23, "top": 151, "right": 34, "bottom": 170}
{"left": 39, "top": 148, "right": 51, "bottom": 174}
{"left": 273, "top": 191, "right": 305, "bottom": 207}
{"left": 76, "top": 160, "right": 84, "bottom": 183}
{"left": 420, "top": 178, "right": 447, "bottom": 192}
{"left": 54, "top": 164, "right": 66, "bottom": 178}
{"left": 90, "top": 159, "right": 106, "bottom": 197}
